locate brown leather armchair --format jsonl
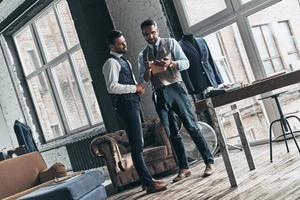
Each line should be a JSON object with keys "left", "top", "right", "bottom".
{"left": 90, "top": 119, "right": 177, "bottom": 189}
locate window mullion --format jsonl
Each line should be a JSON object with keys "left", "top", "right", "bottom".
{"left": 236, "top": 15, "right": 266, "bottom": 79}
{"left": 53, "top": 1, "right": 69, "bottom": 51}
{"left": 67, "top": 53, "right": 93, "bottom": 127}
{"left": 230, "top": 0, "right": 241, "bottom": 11}
{"left": 46, "top": 59, "right": 72, "bottom": 134}
{"left": 31, "top": 23, "right": 48, "bottom": 66}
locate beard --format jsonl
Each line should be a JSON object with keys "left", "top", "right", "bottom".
{"left": 116, "top": 48, "right": 127, "bottom": 54}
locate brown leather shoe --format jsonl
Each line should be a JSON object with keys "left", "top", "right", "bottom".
{"left": 173, "top": 169, "right": 191, "bottom": 182}
{"left": 142, "top": 179, "right": 165, "bottom": 190}
{"left": 203, "top": 164, "right": 215, "bottom": 177}
{"left": 146, "top": 181, "right": 167, "bottom": 194}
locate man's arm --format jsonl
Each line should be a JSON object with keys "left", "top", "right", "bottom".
{"left": 170, "top": 38, "right": 189, "bottom": 71}
{"left": 138, "top": 52, "right": 152, "bottom": 83}
{"left": 102, "top": 59, "right": 137, "bottom": 94}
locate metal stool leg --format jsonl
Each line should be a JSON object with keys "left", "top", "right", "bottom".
{"left": 269, "top": 120, "right": 279, "bottom": 162}
{"left": 284, "top": 118, "right": 300, "bottom": 153}
{"left": 269, "top": 125, "right": 273, "bottom": 162}
{"left": 280, "top": 119, "right": 290, "bottom": 153}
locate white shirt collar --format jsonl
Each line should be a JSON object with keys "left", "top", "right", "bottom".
{"left": 110, "top": 51, "right": 123, "bottom": 58}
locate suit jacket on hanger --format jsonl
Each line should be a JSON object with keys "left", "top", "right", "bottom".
{"left": 14, "top": 120, "right": 38, "bottom": 152}
{"left": 179, "top": 37, "right": 223, "bottom": 95}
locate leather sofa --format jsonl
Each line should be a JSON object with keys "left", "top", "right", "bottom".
{"left": 0, "top": 152, "right": 67, "bottom": 200}
{"left": 90, "top": 119, "right": 177, "bottom": 189}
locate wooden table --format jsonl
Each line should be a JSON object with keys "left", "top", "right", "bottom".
{"left": 195, "top": 70, "right": 300, "bottom": 187}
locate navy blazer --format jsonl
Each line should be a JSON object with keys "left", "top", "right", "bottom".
{"left": 179, "top": 37, "right": 223, "bottom": 95}
{"left": 14, "top": 120, "right": 38, "bottom": 152}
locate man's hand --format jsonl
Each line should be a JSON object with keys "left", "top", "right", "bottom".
{"left": 136, "top": 83, "right": 145, "bottom": 95}
{"left": 160, "top": 57, "right": 172, "bottom": 69}
{"left": 143, "top": 61, "right": 153, "bottom": 82}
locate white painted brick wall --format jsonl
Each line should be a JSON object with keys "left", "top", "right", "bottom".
{"left": 0, "top": 38, "right": 22, "bottom": 149}
{"left": 41, "top": 146, "right": 72, "bottom": 171}
{"left": 0, "top": 0, "right": 26, "bottom": 23}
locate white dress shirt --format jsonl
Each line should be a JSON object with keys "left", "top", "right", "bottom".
{"left": 102, "top": 51, "right": 137, "bottom": 94}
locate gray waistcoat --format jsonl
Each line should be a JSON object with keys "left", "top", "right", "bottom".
{"left": 142, "top": 38, "right": 182, "bottom": 90}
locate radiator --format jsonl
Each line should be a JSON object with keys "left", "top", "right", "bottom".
{"left": 66, "top": 135, "right": 105, "bottom": 172}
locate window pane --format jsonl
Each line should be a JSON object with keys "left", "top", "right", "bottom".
{"left": 261, "top": 25, "right": 278, "bottom": 57}
{"left": 35, "top": 8, "right": 66, "bottom": 61}
{"left": 278, "top": 21, "right": 296, "bottom": 52}
{"left": 272, "top": 58, "right": 284, "bottom": 71}
{"left": 72, "top": 50, "right": 102, "bottom": 124}
{"left": 181, "top": 0, "right": 227, "bottom": 26}
{"left": 14, "top": 26, "right": 42, "bottom": 76}
{"left": 251, "top": 26, "right": 269, "bottom": 60}
{"left": 28, "top": 73, "right": 63, "bottom": 141}
{"left": 263, "top": 60, "right": 274, "bottom": 74}
{"left": 56, "top": 0, "right": 79, "bottom": 48}
{"left": 51, "top": 59, "right": 88, "bottom": 130}
{"left": 288, "top": 53, "right": 300, "bottom": 70}
{"left": 248, "top": 0, "right": 300, "bottom": 75}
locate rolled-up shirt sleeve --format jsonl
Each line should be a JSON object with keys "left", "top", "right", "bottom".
{"left": 170, "top": 38, "right": 189, "bottom": 71}
{"left": 138, "top": 51, "right": 147, "bottom": 83}
{"left": 102, "top": 58, "right": 137, "bottom": 94}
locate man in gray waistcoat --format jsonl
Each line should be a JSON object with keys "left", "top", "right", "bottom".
{"left": 138, "top": 19, "right": 215, "bottom": 182}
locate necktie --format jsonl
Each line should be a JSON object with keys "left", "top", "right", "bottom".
{"left": 153, "top": 45, "right": 157, "bottom": 58}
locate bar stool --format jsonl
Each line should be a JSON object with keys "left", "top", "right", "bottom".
{"left": 259, "top": 91, "right": 300, "bottom": 162}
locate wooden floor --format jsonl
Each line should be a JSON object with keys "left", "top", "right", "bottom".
{"left": 107, "top": 139, "right": 300, "bottom": 200}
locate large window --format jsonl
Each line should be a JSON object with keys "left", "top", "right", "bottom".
{"left": 13, "top": 0, "right": 102, "bottom": 141}
{"left": 174, "top": 0, "right": 300, "bottom": 144}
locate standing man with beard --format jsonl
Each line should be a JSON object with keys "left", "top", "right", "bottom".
{"left": 103, "top": 30, "right": 167, "bottom": 193}
{"left": 138, "top": 19, "right": 215, "bottom": 182}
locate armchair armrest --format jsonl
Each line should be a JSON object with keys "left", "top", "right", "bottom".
{"left": 38, "top": 163, "right": 67, "bottom": 183}
{"left": 90, "top": 135, "right": 126, "bottom": 172}
{"left": 153, "top": 120, "right": 173, "bottom": 155}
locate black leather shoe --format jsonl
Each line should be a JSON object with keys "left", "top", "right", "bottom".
{"left": 142, "top": 179, "right": 165, "bottom": 190}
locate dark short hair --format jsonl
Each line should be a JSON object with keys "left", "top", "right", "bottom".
{"left": 141, "top": 19, "right": 157, "bottom": 30}
{"left": 106, "top": 30, "right": 123, "bottom": 45}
